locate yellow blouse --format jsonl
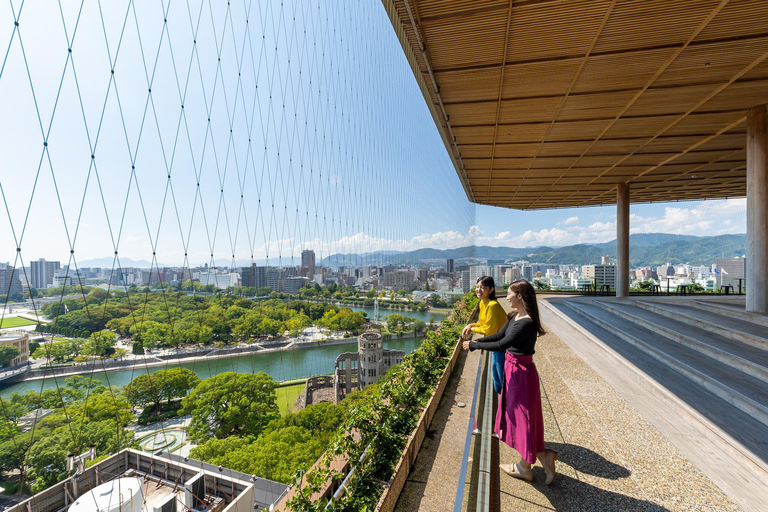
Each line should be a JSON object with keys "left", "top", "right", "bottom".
{"left": 470, "top": 299, "right": 506, "bottom": 336}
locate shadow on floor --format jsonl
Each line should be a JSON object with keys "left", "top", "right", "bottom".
{"left": 546, "top": 442, "right": 631, "bottom": 479}
{"left": 501, "top": 471, "right": 670, "bottom": 511}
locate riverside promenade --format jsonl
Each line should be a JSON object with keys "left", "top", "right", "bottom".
{"left": 394, "top": 296, "right": 739, "bottom": 511}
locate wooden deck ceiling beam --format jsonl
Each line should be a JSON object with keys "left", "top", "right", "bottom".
{"left": 384, "top": 0, "right": 768, "bottom": 209}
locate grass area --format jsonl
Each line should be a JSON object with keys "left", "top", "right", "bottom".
{"left": 0, "top": 316, "right": 36, "bottom": 328}
{"left": 276, "top": 383, "right": 305, "bottom": 416}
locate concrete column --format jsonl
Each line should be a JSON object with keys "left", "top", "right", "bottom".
{"left": 747, "top": 106, "right": 768, "bottom": 313}
{"left": 616, "top": 182, "right": 630, "bottom": 298}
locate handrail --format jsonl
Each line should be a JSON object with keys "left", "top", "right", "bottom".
{"left": 453, "top": 349, "right": 487, "bottom": 512}
{"left": 475, "top": 352, "right": 495, "bottom": 511}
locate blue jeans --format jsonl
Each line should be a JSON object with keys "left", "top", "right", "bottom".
{"left": 492, "top": 350, "right": 504, "bottom": 394}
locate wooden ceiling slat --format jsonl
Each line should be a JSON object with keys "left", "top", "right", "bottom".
{"left": 387, "top": 0, "right": 764, "bottom": 209}
{"left": 591, "top": 0, "right": 724, "bottom": 54}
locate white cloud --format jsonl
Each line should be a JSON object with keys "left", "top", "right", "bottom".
{"left": 235, "top": 199, "right": 748, "bottom": 259}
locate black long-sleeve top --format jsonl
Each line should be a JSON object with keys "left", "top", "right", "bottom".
{"left": 468, "top": 315, "right": 537, "bottom": 356}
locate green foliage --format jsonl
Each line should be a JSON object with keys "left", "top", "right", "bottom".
{"left": 182, "top": 372, "right": 279, "bottom": 442}
{"left": 631, "top": 280, "right": 654, "bottom": 292}
{"left": 124, "top": 368, "right": 200, "bottom": 412}
{"left": 82, "top": 330, "right": 117, "bottom": 358}
{"left": 287, "top": 293, "right": 476, "bottom": 510}
{"left": 316, "top": 308, "right": 366, "bottom": 336}
{"left": 137, "top": 401, "right": 182, "bottom": 425}
{"left": 3, "top": 377, "right": 134, "bottom": 494}
{"left": 191, "top": 401, "right": 347, "bottom": 484}
{"left": 32, "top": 338, "right": 84, "bottom": 363}
{"left": 0, "top": 346, "right": 20, "bottom": 367}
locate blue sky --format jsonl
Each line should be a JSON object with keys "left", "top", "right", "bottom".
{"left": 0, "top": 0, "right": 746, "bottom": 268}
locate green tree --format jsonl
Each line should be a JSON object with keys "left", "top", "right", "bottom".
{"left": 631, "top": 280, "right": 654, "bottom": 292}
{"left": 158, "top": 368, "right": 200, "bottom": 404}
{"left": 124, "top": 368, "right": 199, "bottom": 411}
{"left": 387, "top": 314, "right": 408, "bottom": 334}
{"left": 411, "top": 319, "right": 426, "bottom": 334}
{"left": 181, "top": 372, "right": 279, "bottom": 442}
{"left": 286, "top": 312, "right": 310, "bottom": 338}
{"left": 82, "top": 330, "right": 117, "bottom": 358}
{"left": 32, "top": 338, "right": 85, "bottom": 363}
{"left": 0, "top": 346, "right": 20, "bottom": 367}
{"left": 123, "top": 373, "right": 162, "bottom": 410}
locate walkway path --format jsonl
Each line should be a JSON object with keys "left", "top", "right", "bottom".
{"left": 395, "top": 297, "right": 737, "bottom": 511}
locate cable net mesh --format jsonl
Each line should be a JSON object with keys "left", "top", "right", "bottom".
{"left": 0, "top": 0, "right": 473, "bottom": 504}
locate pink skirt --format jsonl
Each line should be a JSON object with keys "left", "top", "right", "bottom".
{"left": 494, "top": 352, "right": 545, "bottom": 464}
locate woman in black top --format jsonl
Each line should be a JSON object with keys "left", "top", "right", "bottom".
{"left": 462, "top": 280, "right": 558, "bottom": 484}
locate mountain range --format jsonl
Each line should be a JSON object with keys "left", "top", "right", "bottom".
{"left": 72, "top": 233, "right": 746, "bottom": 269}
{"left": 320, "top": 233, "right": 747, "bottom": 268}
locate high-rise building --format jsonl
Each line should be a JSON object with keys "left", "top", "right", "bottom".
{"left": 522, "top": 265, "right": 533, "bottom": 282}
{"left": 384, "top": 270, "right": 414, "bottom": 292}
{"left": 601, "top": 255, "right": 611, "bottom": 265}
{"left": 418, "top": 266, "right": 429, "bottom": 284}
{"left": 469, "top": 265, "right": 490, "bottom": 285}
{"left": 266, "top": 267, "right": 282, "bottom": 292}
{"left": 446, "top": 259, "right": 454, "bottom": 273}
{"left": 284, "top": 276, "right": 310, "bottom": 295}
{"left": 716, "top": 257, "right": 746, "bottom": 288}
{"left": 461, "top": 270, "right": 471, "bottom": 293}
{"left": 29, "top": 259, "right": 60, "bottom": 289}
{"left": 0, "top": 263, "right": 21, "bottom": 297}
{"left": 241, "top": 265, "right": 253, "bottom": 287}
{"left": 505, "top": 266, "right": 522, "bottom": 284}
{"left": 582, "top": 264, "right": 616, "bottom": 289}
{"left": 241, "top": 264, "right": 269, "bottom": 289}
{"left": 302, "top": 249, "right": 316, "bottom": 278}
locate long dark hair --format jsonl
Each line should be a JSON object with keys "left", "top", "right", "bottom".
{"left": 476, "top": 276, "right": 497, "bottom": 300}
{"left": 509, "top": 280, "right": 546, "bottom": 336}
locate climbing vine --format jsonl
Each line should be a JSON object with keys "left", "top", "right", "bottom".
{"left": 287, "top": 293, "right": 478, "bottom": 511}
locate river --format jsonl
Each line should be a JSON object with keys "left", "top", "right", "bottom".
{"left": 0, "top": 337, "right": 425, "bottom": 398}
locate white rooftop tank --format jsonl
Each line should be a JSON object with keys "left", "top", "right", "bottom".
{"left": 70, "top": 477, "right": 144, "bottom": 512}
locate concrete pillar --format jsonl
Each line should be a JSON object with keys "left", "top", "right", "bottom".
{"left": 616, "top": 182, "right": 630, "bottom": 298}
{"left": 747, "top": 106, "right": 768, "bottom": 313}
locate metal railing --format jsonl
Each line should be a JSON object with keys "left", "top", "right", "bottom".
{"left": 454, "top": 348, "right": 494, "bottom": 512}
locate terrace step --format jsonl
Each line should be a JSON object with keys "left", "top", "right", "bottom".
{"left": 563, "top": 300, "right": 768, "bottom": 429}
{"left": 547, "top": 299, "right": 768, "bottom": 467}
{"left": 690, "top": 300, "right": 768, "bottom": 329}
{"left": 634, "top": 300, "right": 768, "bottom": 349}
{"left": 593, "top": 300, "right": 768, "bottom": 384}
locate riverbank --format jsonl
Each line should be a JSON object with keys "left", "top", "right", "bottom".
{"left": 8, "top": 332, "right": 427, "bottom": 383}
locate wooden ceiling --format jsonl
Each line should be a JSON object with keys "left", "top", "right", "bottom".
{"left": 383, "top": 0, "right": 768, "bottom": 209}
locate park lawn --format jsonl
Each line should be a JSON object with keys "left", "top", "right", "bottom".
{"left": 0, "top": 316, "right": 36, "bottom": 328}
{"left": 275, "top": 383, "right": 305, "bottom": 416}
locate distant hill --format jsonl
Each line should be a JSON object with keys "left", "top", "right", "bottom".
{"left": 321, "top": 233, "right": 746, "bottom": 267}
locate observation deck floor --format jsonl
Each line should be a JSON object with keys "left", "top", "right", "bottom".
{"left": 394, "top": 297, "right": 738, "bottom": 512}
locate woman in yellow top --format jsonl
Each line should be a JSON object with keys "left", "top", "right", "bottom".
{"left": 462, "top": 276, "right": 507, "bottom": 393}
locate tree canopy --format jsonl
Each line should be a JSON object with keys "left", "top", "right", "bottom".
{"left": 182, "top": 372, "right": 279, "bottom": 442}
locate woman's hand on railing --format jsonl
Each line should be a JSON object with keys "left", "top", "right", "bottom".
{"left": 462, "top": 339, "right": 471, "bottom": 350}
{"left": 461, "top": 324, "right": 473, "bottom": 338}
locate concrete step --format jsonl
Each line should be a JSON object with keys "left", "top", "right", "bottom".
{"left": 547, "top": 300, "right": 768, "bottom": 468}
{"left": 690, "top": 300, "right": 768, "bottom": 329}
{"left": 563, "top": 301, "right": 768, "bottom": 429}
{"left": 634, "top": 300, "right": 768, "bottom": 350}
{"left": 592, "top": 300, "right": 768, "bottom": 384}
